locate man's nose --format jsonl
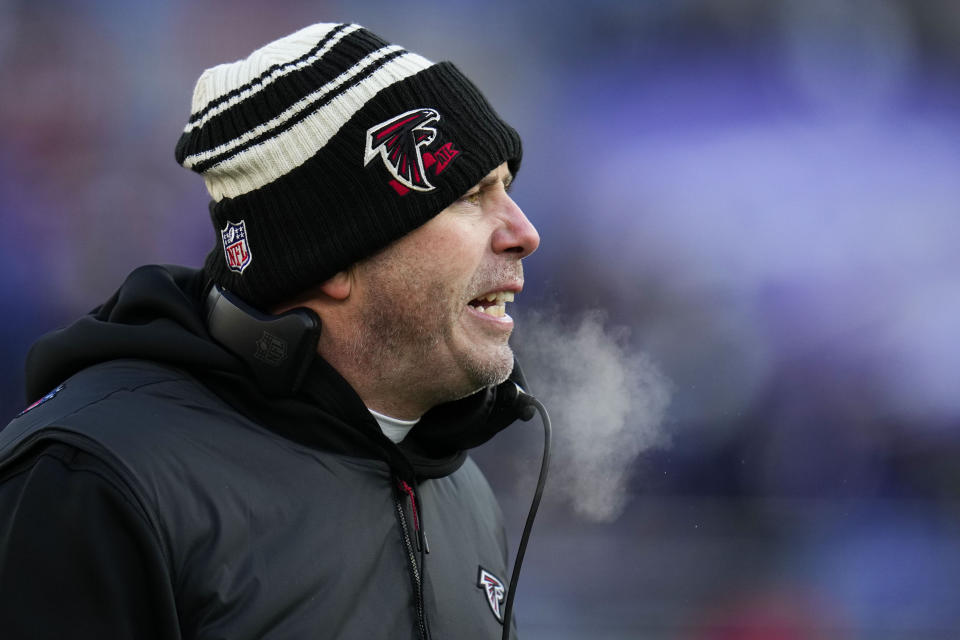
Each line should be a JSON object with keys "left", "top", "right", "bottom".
{"left": 492, "top": 193, "right": 540, "bottom": 258}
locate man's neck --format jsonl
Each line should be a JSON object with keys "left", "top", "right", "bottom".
{"left": 318, "top": 337, "right": 434, "bottom": 420}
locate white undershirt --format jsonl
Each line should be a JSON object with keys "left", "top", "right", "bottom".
{"left": 368, "top": 408, "right": 419, "bottom": 443}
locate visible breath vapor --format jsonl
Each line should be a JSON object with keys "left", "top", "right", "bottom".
{"left": 513, "top": 310, "right": 672, "bottom": 522}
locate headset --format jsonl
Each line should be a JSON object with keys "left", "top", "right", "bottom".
{"left": 204, "top": 285, "right": 321, "bottom": 395}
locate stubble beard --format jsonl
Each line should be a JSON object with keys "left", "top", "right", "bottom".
{"left": 349, "top": 263, "right": 517, "bottom": 409}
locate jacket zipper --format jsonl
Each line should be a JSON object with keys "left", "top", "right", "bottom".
{"left": 398, "top": 479, "right": 429, "bottom": 553}
{"left": 395, "top": 479, "right": 431, "bottom": 640}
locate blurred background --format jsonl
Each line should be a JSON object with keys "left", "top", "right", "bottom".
{"left": 3, "top": 0, "right": 960, "bottom": 637}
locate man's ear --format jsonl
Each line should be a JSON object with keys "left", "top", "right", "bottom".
{"left": 319, "top": 269, "right": 352, "bottom": 301}
{"left": 271, "top": 269, "right": 353, "bottom": 316}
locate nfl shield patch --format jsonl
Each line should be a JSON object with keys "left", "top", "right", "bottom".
{"left": 221, "top": 220, "right": 252, "bottom": 274}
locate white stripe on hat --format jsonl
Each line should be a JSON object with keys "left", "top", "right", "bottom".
{"left": 182, "top": 45, "right": 409, "bottom": 170}
{"left": 189, "top": 23, "right": 343, "bottom": 115}
{"left": 184, "top": 23, "right": 362, "bottom": 134}
{"left": 200, "top": 52, "right": 434, "bottom": 201}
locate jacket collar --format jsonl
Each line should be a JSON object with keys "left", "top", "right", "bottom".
{"left": 200, "top": 350, "right": 531, "bottom": 481}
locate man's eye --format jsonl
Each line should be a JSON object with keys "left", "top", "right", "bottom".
{"left": 460, "top": 192, "right": 481, "bottom": 206}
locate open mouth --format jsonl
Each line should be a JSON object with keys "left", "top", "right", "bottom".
{"left": 467, "top": 291, "right": 515, "bottom": 318}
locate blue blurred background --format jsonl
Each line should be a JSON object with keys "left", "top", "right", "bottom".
{"left": 3, "top": 1, "right": 960, "bottom": 638}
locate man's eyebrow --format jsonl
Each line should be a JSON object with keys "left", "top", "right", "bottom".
{"left": 478, "top": 172, "right": 514, "bottom": 190}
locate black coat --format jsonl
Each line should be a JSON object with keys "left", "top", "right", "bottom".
{"left": 0, "top": 265, "right": 530, "bottom": 639}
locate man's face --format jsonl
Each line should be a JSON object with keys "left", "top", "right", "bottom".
{"left": 350, "top": 162, "right": 540, "bottom": 409}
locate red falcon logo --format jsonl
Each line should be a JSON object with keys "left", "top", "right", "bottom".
{"left": 477, "top": 567, "right": 506, "bottom": 624}
{"left": 364, "top": 108, "right": 460, "bottom": 196}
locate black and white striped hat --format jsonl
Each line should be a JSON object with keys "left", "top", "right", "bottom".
{"left": 176, "top": 23, "right": 522, "bottom": 309}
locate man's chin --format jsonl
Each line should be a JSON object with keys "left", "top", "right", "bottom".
{"left": 462, "top": 348, "right": 514, "bottom": 391}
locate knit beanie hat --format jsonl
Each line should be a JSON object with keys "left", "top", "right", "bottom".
{"left": 175, "top": 23, "right": 522, "bottom": 309}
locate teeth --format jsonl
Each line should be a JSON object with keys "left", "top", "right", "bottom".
{"left": 477, "top": 291, "right": 516, "bottom": 304}
{"left": 470, "top": 291, "right": 516, "bottom": 317}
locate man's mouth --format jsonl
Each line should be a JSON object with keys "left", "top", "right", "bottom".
{"left": 467, "top": 291, "right": 515, "bottom": 318}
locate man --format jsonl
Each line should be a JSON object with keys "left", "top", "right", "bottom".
{"left": 0, "top": 23, "right": 539, "bottom": 639}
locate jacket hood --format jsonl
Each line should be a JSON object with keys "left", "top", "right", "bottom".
{"left": 24, "top": 265, "right": 531, "bottom": 479}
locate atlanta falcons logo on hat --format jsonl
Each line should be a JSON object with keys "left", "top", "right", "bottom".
{"left": 364, "top": 108, "right": 460, "bottom": 196}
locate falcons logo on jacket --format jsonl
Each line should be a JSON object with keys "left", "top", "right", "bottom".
{"left": 477, "top": 567, "right": 506, "bottom": 623}
{"left": 364, "top": 108, "right": 455, "bottom": 193}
